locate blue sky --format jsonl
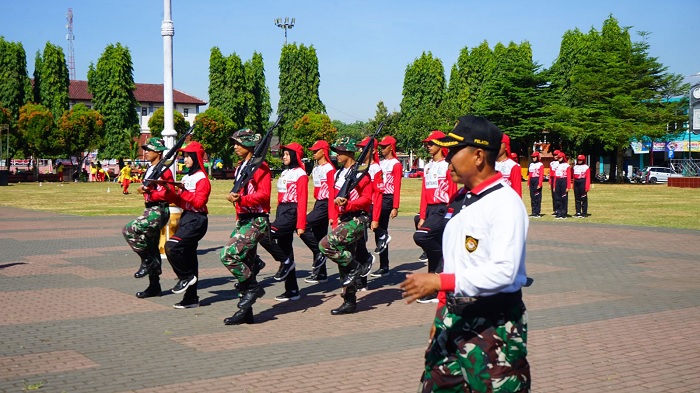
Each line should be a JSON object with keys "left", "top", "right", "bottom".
{"left": 2, "top": 0, "right": 699, "bottom": 123}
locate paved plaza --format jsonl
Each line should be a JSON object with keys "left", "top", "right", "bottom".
{"left": 1, "top": 206, "right": 699, "bottom": 392}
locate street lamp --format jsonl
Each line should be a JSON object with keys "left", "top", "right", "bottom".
{"left": 274, "top": 17, "right": 295, "bottom": 44}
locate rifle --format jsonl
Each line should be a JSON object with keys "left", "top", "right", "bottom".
{"left": 142, "top": 123, "right": 195, "bottom": 188}
{"left": 336, "top": 121, "right": 384, "bottom": 200}
{"left": 231, "top": 110, "right": 285, "bottom": 193}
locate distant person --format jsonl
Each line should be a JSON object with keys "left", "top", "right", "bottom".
{"left": 573, "top": 154, "right": 591, "bottom": 218}
{"left": 119, "top": 164, "right": 132, "bottom": 194}
{"left": 55, "top": 161, "right": 64, "bottom": 182}
{"left": 528, "top": 151, "right": 544, "bottom": 217}
{"left": 549, "top": 149, "right": 561, "bottom": 215}
{"left": 553, "top": 152, "right": 571, "bottom": 219}
{"left": 89, "top": 162, "right": 97, "bottom": 182}
{"left": 495, "top": 133, "right": 522, "bottom": 197}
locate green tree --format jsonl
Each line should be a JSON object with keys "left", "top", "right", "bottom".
{"left": 223, "top": 52, "right": 247, "bottom": 129}
{"left": 192, "top": 107, "right": 235, "bottom": 168}
{"left": 398, "top": 51, "right": 446, "bottom": 152}
{"left": 333, "top": 119, "right": 367, "bottom": 141}
{"left": 244, "top": 52, "right": 272, "bottom": 134}
{"left": 147, "top": 107, "right": 189, "bottom": 138}
{"left": 0, "top": 37, "right": 32, "bottom": 118}
{"left": 56, "top": 103, "right": 105, "bottom": 171}
{"left": 37, "top": 42, "right": 70, "bottom": 120}
{"left": 87, "top": 43, "right": 139, "bottom": 160}
{"left": 292, "top": 112, "right": 337, "bottom": 157}
{"left": 278, "top": 43, "right": 326, "bottom": 144}
{"left": 473, "top": 41, "right": 547, "bottom": 154}
{"left": 367, "top": 101, "right": 400, "bottom": 139}
{"left": 18, "top": 103, "right": 57, "bottom": 178}
{"left": 547, "top": 15, "right": 688, "bottom": 182}
{"left": 208, "top": 47, "right": 227, "bottom": 110}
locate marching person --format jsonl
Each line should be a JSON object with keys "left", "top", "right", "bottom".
{"left": 372, "top": 135, "right": 403, "bottom": 277}
{"left": 573, "top": 154, "right": 591, "bottom": 218}
{"left": 495, "top": 133, "right": 522, "bottom": 197}
{"left": 300, "top": 140, "right": 335, "bottom": 284}
{"left": 260, "top": 142, "right": 308, "bottom": 302}
{"left": 413, "top": 130, "right": 457, "bottom": 304}
{"left": 165, "top": 141, "right": 211, "bottom": 309}
{"left": 549, "top": 149, "right": 561, "bottom": 215}
{"left": 122, "top": 138, "right": 172, "bottom": 299}
{"left": 528, "top": 151, "right": 544, "bottom": 217}
{"left": 553, "top": 151, "right": 571, "bottom": 219}
{"left": 400, "top": 114, "right": 530, "bottom": 392}
{"left": 354, "top": 136, "right": 383, "bottom": 291}
{"left": 320, "top": 137, "right": 373, "bottom": 315}
{"left": 219, "top": 129, "right": 271, "bottom": 325}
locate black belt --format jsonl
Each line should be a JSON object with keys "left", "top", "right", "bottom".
{"left": 238, "top": 212, "right": 269, "bottom": 220}
{"left": 144, "top": 201, "right": 168, "bottom": 208}
{"left": 445, "top": 290, "right": 522, "bottom": 317}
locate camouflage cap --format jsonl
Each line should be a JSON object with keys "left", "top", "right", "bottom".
{"left": 141, "top": 137, "right": 167, "bottom": 152}
{"left": 230, "top": 128, "right": 261, "bottom": 148}
{"left": 331, "top": 136, "right": 359, "bottom": 153}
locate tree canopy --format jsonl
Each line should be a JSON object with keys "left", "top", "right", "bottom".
{"left": 277, "top": 43, "right": 325, "bottom": 145}
{"left": 147, "top": 106, "right": 189, "bottom": 138}
{"left": 87, "top": 43, "right": 139, "bottom": 160}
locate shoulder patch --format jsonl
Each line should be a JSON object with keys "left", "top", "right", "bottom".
{"left": 465, "top": 236, "right": 479, "bottom": 253}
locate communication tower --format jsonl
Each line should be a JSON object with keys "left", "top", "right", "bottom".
{"left": 66, "top": 8, "right": 76, "bottom": 80}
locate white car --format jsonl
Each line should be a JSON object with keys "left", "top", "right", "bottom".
{"left": 643, "top": 166, "right": 682, "bottom": 183}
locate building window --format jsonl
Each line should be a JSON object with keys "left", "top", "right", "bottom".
{"left": 183, "top": 108, "right": 189, "bottom": 117}
{"left": 142, "top": 107, "right": 147, "bottom": 116}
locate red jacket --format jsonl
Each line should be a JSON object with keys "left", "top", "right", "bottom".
{"left": 236, "top": 162, "right": 271, "bottom": 216}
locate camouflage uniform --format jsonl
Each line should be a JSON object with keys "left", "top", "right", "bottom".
{"left": 421, "top": 302, "right": 530, "bottom": 392}
{"left": 220, "top": 216, "right": 269, "bottom": 281}
{"left": 123, "top": 204, "right": 169, "bottom": 262}
{"left": 319, "top": 215, "right": 368, "bottom": 267}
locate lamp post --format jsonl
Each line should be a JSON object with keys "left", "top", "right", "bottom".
{"left": 274, "top": 17, "right": 295, "bottom": 44}
{"left": 162, "top": 0, "right": 176, "bottom": 176}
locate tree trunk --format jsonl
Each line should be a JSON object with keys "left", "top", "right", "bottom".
{"left": 615, "top": 147, "right": 625, "bottom": 183}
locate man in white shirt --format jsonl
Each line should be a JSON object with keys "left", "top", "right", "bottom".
{"left": 401, "top": 114, "right": 531, "bottom": 393}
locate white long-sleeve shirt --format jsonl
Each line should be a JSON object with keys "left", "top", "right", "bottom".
{"left": 442, "top": 174, "right": 529, "bottom": 297}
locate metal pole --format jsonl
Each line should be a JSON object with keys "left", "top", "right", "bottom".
{"left": 161, "top": 0, "right": 176, "bottom": 176}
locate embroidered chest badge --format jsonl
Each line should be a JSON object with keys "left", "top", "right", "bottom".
{"left": 465, "top": 236, "right": 479, "bottom": 253}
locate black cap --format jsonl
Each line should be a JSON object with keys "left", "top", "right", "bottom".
{"left": 434, "top": 115, "right": 503, "bottom": 151}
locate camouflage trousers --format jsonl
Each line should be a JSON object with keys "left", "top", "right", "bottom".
{"left": 319, "top": 214, "right": 369, "bottom": 267}
{"left": 420, "top": 302, "right": 530, "bottom": 393}
{"left": 220, "top": 216, "right": 269, "bottom": 281}
{"left": 123, "top": 205, "right": 168, "bottom": 256}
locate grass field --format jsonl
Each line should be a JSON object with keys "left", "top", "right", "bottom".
{"left": 1, "top": 178, "right": 699, "bottom": 230}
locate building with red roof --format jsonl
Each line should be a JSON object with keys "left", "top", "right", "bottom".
{"left": 68, "top": 80, "right": 207, "bottom": 135}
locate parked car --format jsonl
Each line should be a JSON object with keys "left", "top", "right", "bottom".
{"left": 406, "top": 168, "right": 424, "bottom": 178}
{"left": 643, "top": 166, "right": 682, "bottom": 183}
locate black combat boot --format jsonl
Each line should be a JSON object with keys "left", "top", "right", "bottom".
{"left": 237, "top": 280, "right": 265, "bottom": 309}
{"left": 134, "top": 252, "right": 161, "bottom": 278}
{"left": 332, "top": 278, "right": 357, "bottom": 315}
{"left": 224, "top": 306, "right": 254, "bottom": 325}
{"left": 136, "top": 274, "right": 162, "bottom": 298}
